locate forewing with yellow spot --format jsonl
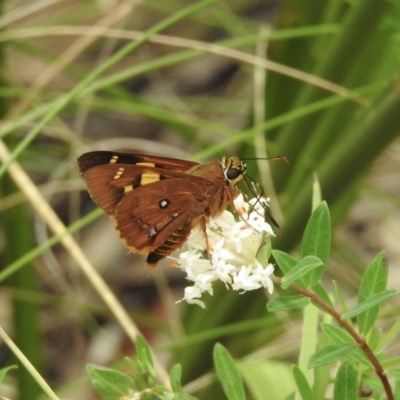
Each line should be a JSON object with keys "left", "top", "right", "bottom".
{"left": 77, "top": 151, "right": 247, "bottom": 267}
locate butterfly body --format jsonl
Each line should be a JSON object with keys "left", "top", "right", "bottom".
{"left": 78, "top": 151, "right": 247, "bottom": 267}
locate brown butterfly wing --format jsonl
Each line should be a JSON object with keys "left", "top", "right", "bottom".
{"left": 80, "top": 163, "right": 204, "bottom": 215}
{"left": 77, "top": 152, "right": 241, "bottom": 267}
{"left": 80, "top": 160, "right": 212, "bottom": 267}
{"left": 78, "top": 151, "right": 198, "bottom": 173}
{"left": 114, "top": 179, "right": 205, "bottom": 255}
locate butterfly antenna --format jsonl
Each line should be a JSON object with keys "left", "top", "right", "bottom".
{"left": 243, "top": 174, "right": 281, "bottom": 234}
{"left": 242, "top": 156, "right": 289, "bottom": 164}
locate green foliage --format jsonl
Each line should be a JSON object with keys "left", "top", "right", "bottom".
{"left": 86, "top": 365, "right": 140, "bottom": 400}
{"left": 308, "top": 344, "right": 358, "bottom": 369}
{"left": 267, "top": 295, "right": 310, "bottom": 311}
{"left": 343, "top": 289, "right": 398, "bottom": 320}
{"left": 333, "top": 361, "right": 358, "bottom": 400}
{"left": 357, "top": 252, "right": 389, "bottom": 335}
{"left": 0, "top": 366, "right": 17, "bottom": 386}
{"left": 270, "top": 202, "right": 397, "bottom": 399}
{"left": 87, "top": 337, "right": 198, "bottom": 400}
{"left": 301, "top": 201, "right": 331, "bottom": 285}
{"left": 213, "top": 343, "right": 245, "bottom": 400}
{"left": 292, "top": 365, "right": 316, "bottom": 400}
{"left": 280, "top": 255, "right": 324, "bottom": 289}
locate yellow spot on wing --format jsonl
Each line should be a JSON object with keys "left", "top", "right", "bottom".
{"left": 110, "top": 155, "right": 119, "bottom": 164}
{"left": 136, "top": 162, "right": 158, "bottom": 184}
{"left": 113, "top": 167, "right": 124, "bottom": 179}
{"left": 124, "top": 185, "right": 133, "bottom": 193}
{"left": 141, "top": 173, "right": 160, "bottom": 185}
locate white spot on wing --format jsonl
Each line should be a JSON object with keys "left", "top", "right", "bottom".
{"left": 159, "top": 199, "right": 169, "bottom": 208}
{"left": 148, "top": 227, "right": 157, "bottom": 237}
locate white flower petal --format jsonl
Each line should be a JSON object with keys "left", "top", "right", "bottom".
{"left": 176, "top": 193, "right": 276, "bottom": 306}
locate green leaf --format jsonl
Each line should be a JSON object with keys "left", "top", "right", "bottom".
{"left": 357, "top": 251, "right": 388, "bottom": 335}
{"left": 272, "top": 250, "right": 297, "bottom": 274}
{"left": 342, "top": 290, "right": 398, "bottom": 320}
{"left": 267, "top": 296, "right": 310, "bottom": 311}
{"left": 321, "top": 324, "right": 353, "bottom": 345}
{"left": 333, "top": 361, "right": 358, "bottom": 400}
{"left": 238, "top": 360, "right": 295, "bottom": 400}
{"left": 136, "top": 335, "right": 154, "bottom": 367}
{"left": 301, "top": 202, "right": 331, "bottom": 285}
{"left": 292, "top": 365, "right": 317, "bottom": 400}
{"left": 0, "top": 365, "right": 17, "bottom": 386}
{"left": 308, "top": 344, "right": 358, "bottom": 368}
{"left": 301, "top": 202, "right": 331, "bottom": 263}
{"left": 281, "top": 256, "right": 323, "bottom": 289}
{"left": 133, "top": 335, "right": 157, "bottom": 386}
{"left": 311, "top": 173, "right": 322, "bottom": 211}
{"left": 86, "top": 364, "right": 138, "bottom": 400}
{"left": 321, "top": 324, "right": 369, "bottom": 365}
{"left": 213, "top": 343, "right": 245, "bottom": 400}
{"left": 170, "top": 364, "right": 182, "bottom": 393}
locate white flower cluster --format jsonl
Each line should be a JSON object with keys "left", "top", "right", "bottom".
{"left": 176, "top": 194, "right": 275, "bottom": 308}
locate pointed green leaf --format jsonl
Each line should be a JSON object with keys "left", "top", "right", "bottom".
{"left": 272, "top": 250, "right": 297, "bottom": 274}
{"left": 281, "top": 256, "right": 323, "bottom": 289}
{"left": 133, "top": 335, "right": 157, "bottom": 385}
{"left": 311, "top": 174, "right": 322, "bottom": 211}
{"left": 308, "top": 344, "right": 358, "bottom": 368}
{"left": 321, "top": 324, "right": 353, "bottom": 344}
{"left": 302, "top": 202, "right": 331, "bottom": 263}
{"left": 0, "top": 365, "right": 17, "bottom": 386}
{"left": 333, "top": 361, "right": 358, "bottom": 400}
{"left": 321, "top": 324, "right": 369, "bottom": 365}
{"left": 136, "top": 335, "right": 154, "bottom": 366}
{"left": 292, "top": 365, "right": 317, "bottom": 400}
{"left": 170, "top": 364, "right": 182, "bottom": 393}
{"left": 213, "top": 343, "right": 245, "bottom": 400}
{"left": 86, "top": 364, "right": 138, "bottom": 400}
{"left": 267, "top": 296, "right": 310, "bottom": 311}
{"left": 357, "top": 251, "right": 388, "bottom": 335}
{"left": 301, "top": 202, "right": 331, "bottom": 285}
{"left": 343, "top": 290, "right": 398, "bottom": 320}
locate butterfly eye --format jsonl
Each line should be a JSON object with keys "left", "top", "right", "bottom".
{"left": 226, "top": 167, "right": 242, "bottom": 181}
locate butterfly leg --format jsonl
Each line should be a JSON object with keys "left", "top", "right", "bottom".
{"left": 199, "top": 216, "right": 213, "bottom": 262}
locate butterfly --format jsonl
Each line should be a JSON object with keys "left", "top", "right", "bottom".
{"left": 78, "top": 151, "right": 259, "bottom": 268}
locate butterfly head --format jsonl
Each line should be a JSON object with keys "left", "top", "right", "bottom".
{"left": 222, "top": 156, "right": 247, "bottom": 187}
